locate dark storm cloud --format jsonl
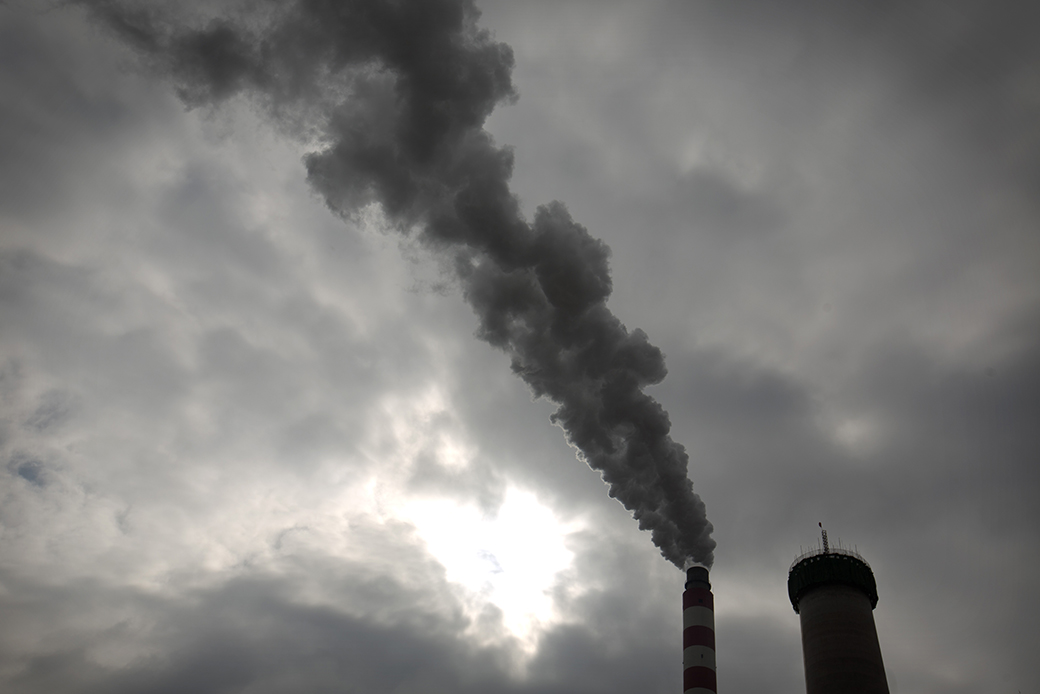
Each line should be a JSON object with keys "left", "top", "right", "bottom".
{"left": 647, "top": 319, "right": 1040, "bottom": 692}
{"left": 844, "top": 323, "right": 1040, "bottom": 533}
{"left": 656, "top": 315, "right": 1040, "bottom": 546}
{"left": 83, "top": 0, "right": 715, "bottom": 567}
{"left": 653, "top": 348, "right": 840, "bottom": 553}
{"left": 5, "top": 0, "right": 1039, "bottom": 691}
{"left": 661, "top": 0, "right": 1040, "bottom": 195}
{"left": 835, "top": 329, "right": 1040, "bottom": 693}
{"left": 0, "top": 555, "right": 491, "bottom": 694}
{"left": 0, "top": 544, "right": 683, "bottom": 694}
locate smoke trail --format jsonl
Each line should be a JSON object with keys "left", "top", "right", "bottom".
{"left": 85, "top": 0, "right": 715, "bottom": 567}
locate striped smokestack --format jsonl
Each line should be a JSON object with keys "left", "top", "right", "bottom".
{"left": 683, "top": 566, "right": 716, "bottom": 694}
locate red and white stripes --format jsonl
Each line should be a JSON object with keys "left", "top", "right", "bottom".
{"left": 683, "top": 567, "right": 716, "bottom": 694}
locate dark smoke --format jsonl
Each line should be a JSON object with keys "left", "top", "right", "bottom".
{"left": 84, "top": 0, "right": 715, "bottom": 568}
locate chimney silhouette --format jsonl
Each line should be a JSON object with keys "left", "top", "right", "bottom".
{"left": 788, "top": 528, "right": 889, "bottom": 694}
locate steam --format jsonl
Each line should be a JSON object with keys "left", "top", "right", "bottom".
{"left": 85, "top": 0, "right": 715, "bottom": 568}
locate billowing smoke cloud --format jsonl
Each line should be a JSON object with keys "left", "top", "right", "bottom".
{"left": 84, "top": 0, "right": 715, "bottom": 567}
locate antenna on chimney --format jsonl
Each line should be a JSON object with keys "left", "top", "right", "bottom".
{"left": 819, "top": 522, "right": 829, "bottom": 553}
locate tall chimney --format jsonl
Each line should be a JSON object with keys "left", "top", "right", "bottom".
{"left": 683, "top": 566, "right": 716, "bottom": 693}
{"left": 787, "top": 531, "right": 889, "bottom": 694}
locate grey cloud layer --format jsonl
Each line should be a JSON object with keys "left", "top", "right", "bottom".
{"left": 480, "top": 1, "right": 1039, "bottom": 692}
{"left": 2, "top": 1, "right": 1039, "bottom": 693}
{"left": 0, "top": 539, "right": 684, "bottom": 694}
{"left": 84, "top": 0, "right": 714, "bottom": 567}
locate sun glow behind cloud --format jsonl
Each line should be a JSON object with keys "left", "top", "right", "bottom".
{"left": 403, "top": 488, "right": 577, "bottom": 646}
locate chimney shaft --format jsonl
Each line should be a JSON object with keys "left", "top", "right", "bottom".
{"left": 683, "top": 567, "right": 716, "bottom": 694}
{"left": 788, "top": 543, "right": 889, "bottom": 694}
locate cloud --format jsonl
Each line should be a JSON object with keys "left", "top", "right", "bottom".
{"left": 79, "top": 0, "right": 716, "bottom": 567}
{"left": 1, "top": 1, "right": 1038, "bottom": 692}
{"left": 0, "top": 529, "right": 692, "bottom": 694}
{"left": 672, "top": 169, "right": 785, "bottom": 238}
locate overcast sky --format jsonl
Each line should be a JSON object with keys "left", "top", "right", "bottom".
{"left": 1, "top": 1, "right": 1038, "bottom": 692}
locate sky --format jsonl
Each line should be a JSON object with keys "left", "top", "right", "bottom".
{"left": 1, "top": 1, "right": 1038, "bottom": 692}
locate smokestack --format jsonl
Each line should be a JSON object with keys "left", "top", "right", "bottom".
{"left": 787, "top": 530, "right": 889, "bottom": 694}
{"left": 683, "top": 566, "right": 716, "bottom": 694}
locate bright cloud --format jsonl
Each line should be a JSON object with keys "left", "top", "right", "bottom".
{"left": 403, "top": 488, "right": 578, "bottom": 647}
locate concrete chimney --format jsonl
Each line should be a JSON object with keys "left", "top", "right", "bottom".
{"left": 788, "top": 534, "right": 889, "bottom": 694}
{"left": 683, "top": 566, "right": 716, "bottom": 694}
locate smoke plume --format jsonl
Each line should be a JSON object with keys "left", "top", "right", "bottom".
{"left": 85, "top": 0, "right": 715, "bottom": 568}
